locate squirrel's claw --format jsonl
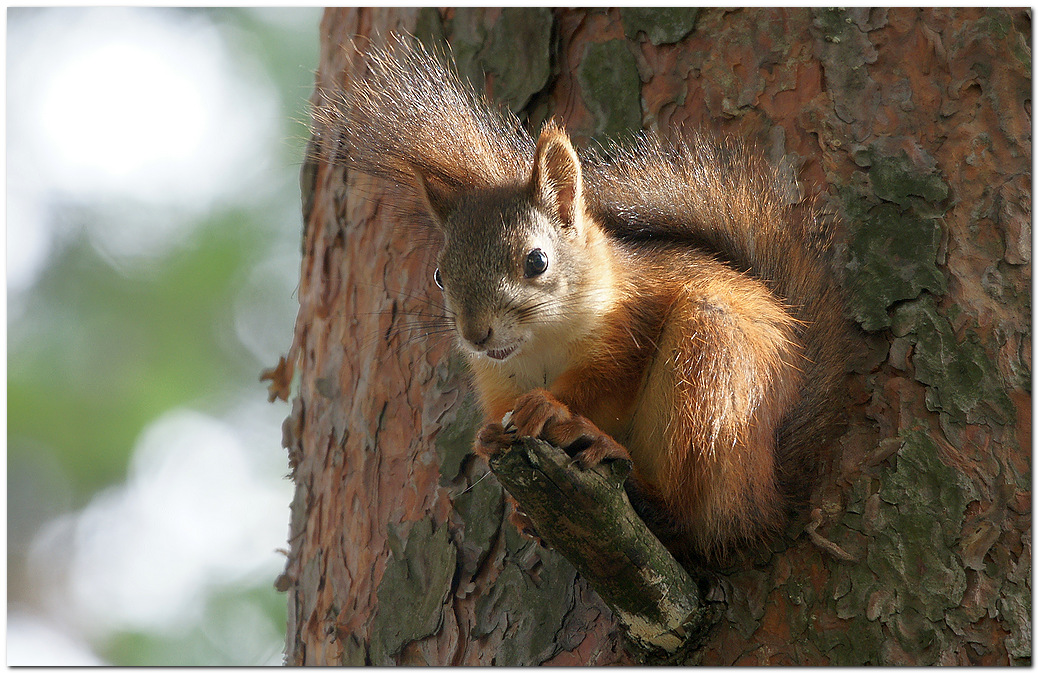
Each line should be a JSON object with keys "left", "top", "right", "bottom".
{"left": 475, "top": 422, "right": 512, "bottom": 458}
{"left": 508, "top": 389, "right": 570, "bottom": 439}
{"left": 505, "top": 388, "right": 632, "bottom": 470}
{"left": 507, "top": 499, "right": 546, "bottom": 546}
{"left": 572, "top": 437, "right": 632, "bottom": 469}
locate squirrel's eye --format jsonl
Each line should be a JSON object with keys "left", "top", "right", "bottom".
{"left": 524, "top": 248, "right": 549, "bottom": 278}
{"left": 434, "top": 267, "right": 444, "bottom": 289}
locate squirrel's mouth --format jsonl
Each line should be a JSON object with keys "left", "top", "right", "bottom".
{"left": 485, "top": 341, "right": 521, "bottom": 361}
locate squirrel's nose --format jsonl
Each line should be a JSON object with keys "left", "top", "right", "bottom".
{"left": 465, "top": 325, "right": 493, "bottom": 348}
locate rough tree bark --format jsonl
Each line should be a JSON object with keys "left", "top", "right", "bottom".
{"left": 267, "top": 7, "right": 1031, "bottom": 665}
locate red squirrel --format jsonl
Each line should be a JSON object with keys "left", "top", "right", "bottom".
{"left": 313, "top": 37, "right": 847, "bottom": 563}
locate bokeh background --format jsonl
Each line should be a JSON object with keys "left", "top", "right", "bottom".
{"left": 7, "top": 7, "right": 321, "bottom": 664}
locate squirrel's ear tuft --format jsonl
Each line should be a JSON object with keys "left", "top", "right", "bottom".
{"left": 532, "top": 123, "right": 583, "bottom": 229}
{"left": 413, "top": 171, "right": 459, "bottom": 226}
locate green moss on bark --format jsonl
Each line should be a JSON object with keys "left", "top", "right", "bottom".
{"left": 844, "top": 146, "right": 950, "bottom": 331}
{"left": 482, "top": 7, "right": 553, "bottom": 113}
{"left": 578, "top": 39, "right": 642, "bottom": 140}
{"left": 891, "top": 296, "right": 1015, "bottom": 426}
{"left": 369, "top": 520, "right": 457, "bottom": 664}
{"left": 816, "top": 429, "right": 977, "bottom": 665}
{"left": 620, "top": 8, "right": 699, "bottom": 45}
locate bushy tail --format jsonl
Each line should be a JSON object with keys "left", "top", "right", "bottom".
{"left": 309, "top": 35, "right": 533, "bottom": 196}
{"left": 583, "top": 136, "right": 848, "bottom": 501}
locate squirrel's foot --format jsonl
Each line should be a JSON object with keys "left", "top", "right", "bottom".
{"left": 509, "top": 389, "right": 631, "bottom": 469}
{"left": 507, "top": 496, "right": 546, "bottom": 546}
{"left": 474, "top": 426, "right": 547, "bottom": 546}
{"left": 474, "top": 422, "right": 513, "bottom": 458}
{"left": 570, "top": 436, "right": 631, "bottom": 469}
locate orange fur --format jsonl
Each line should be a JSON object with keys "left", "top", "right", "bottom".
{"left": 519, "top": 244, "right": 806, "bottom": 561}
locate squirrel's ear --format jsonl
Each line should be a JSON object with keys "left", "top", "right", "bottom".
{"left": 413, "top": 171, "right": 458, "bottom": 226}
{"left": 532, "top": 123, "right": 583, "bottom": 229}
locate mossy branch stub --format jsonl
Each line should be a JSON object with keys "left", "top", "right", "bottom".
{"left": 487, "top": 436, "right": 720, "bottom": 660}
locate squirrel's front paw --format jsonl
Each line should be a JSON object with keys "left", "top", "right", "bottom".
{"left": 508, "top": 389, "right": 573, "bottom": 439}
{"left": 510, "top": 389, "right": 631, "bottom": 468}
{"left": 571, "top": 437, "right": 631, "bottom": 469}
{"left": 475, "top": 422, "right": 514, "bottom": 458}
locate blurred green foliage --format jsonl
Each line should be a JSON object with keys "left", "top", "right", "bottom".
{"left": 7, "top": 7, "right": 321, "bottom": 665}
{"left": 10, "top": 211, "right": 263, "bottom": 502}
{"left": 9, "top": 5, "right": 316, "bottom": 510}
{"left": 101, "top": 584, "right": 289, "bottom": 666}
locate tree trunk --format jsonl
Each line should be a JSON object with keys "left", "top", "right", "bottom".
{"left": 269, "top": 7, "right": 1031, "bottom": 665}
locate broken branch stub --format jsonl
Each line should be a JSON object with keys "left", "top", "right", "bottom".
{"left": 487, "top": 436, "right": 718, "bottom": 659}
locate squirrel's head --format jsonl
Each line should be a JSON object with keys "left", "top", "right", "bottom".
{"left": 412, "top": 123, "right": 614, "bottom": 364}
